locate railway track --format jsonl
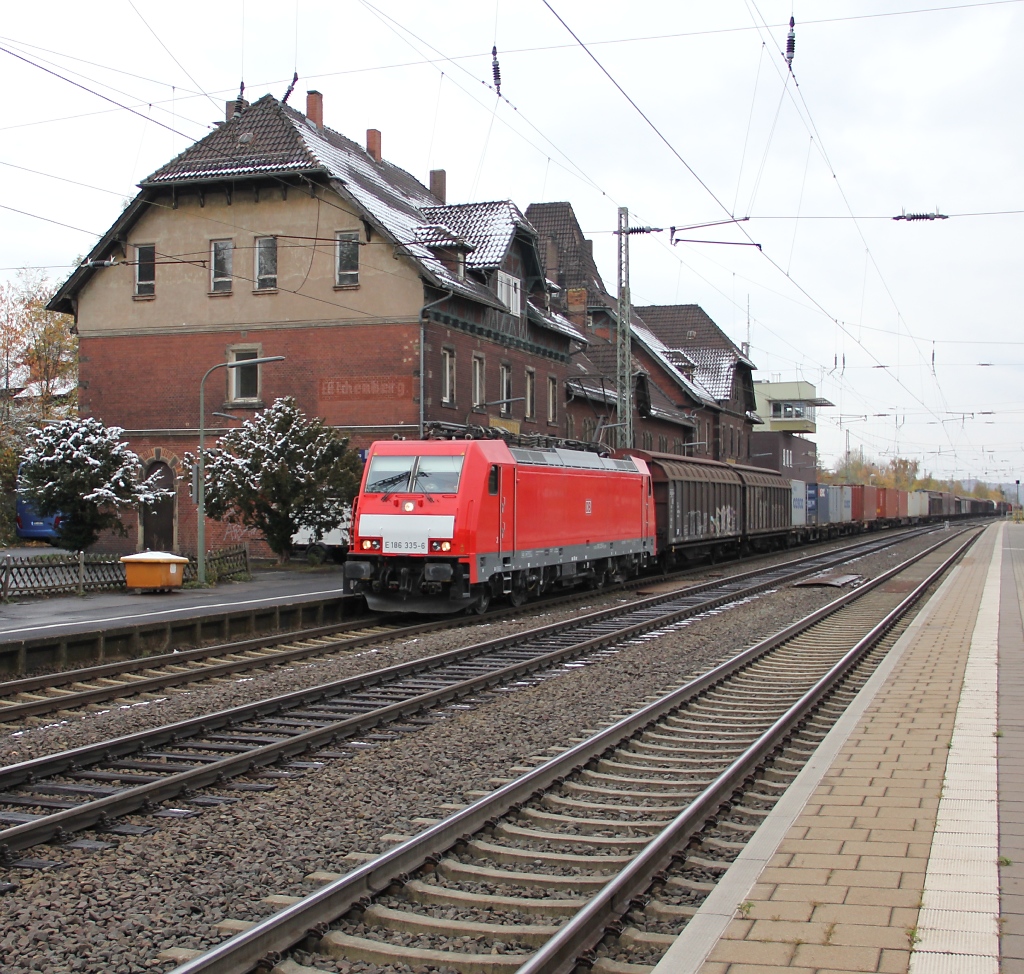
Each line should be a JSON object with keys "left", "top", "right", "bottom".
{"left": 0, "top": 528, "right": 932, "bottom": 727}
{"left": 0, "top": 527, "right": 943, "bottom": 862}
{"left": 162, "top": 524, "right": 980, "bottom": 974}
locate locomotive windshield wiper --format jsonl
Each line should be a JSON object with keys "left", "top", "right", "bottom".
{"left": 412, "top": 468, "right": 436, "bottom": 502}
{"left": 373, "top": 472, "right": 412, "bottom": 500}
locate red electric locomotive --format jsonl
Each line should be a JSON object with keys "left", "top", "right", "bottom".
{"left": 344, "top": 439, "right": 655, "bottom": 613}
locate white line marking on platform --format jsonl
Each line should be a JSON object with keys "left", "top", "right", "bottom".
{"left": 910, "top": 522, "right": 1002, "bottom": 974}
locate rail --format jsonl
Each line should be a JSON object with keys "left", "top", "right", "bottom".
{"left": 163, "top": 527, "right": 978, "bottom": 974}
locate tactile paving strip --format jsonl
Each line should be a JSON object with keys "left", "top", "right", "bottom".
{"left": 911, "top": 523, "right": 1002, "bottom": 974}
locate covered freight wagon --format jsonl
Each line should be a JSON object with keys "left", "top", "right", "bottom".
{"left": 624, "top": 452, "right": 791, "bottom": 557}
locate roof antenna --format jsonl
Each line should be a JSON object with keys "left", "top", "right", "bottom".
{"left": 785, "top": 16, "right": 796, "bottom": 73}
{"left": 491, "top": 46, "right": 502, "bottom": 96}
{"left": 282, "top": 71, "right": 299, "bottom": 104}
{"left": 233, "top": 80, "right": 245, "bottom": 119}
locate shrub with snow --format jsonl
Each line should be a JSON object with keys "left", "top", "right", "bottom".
{"left": 19, "top": 417, "right": 171, "bottom": 551}
{"left": 187, "top": 397, "right": 362, "bottom": 564}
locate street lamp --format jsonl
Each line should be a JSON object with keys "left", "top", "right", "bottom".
{"left": 197, "top": 356, "right": 285, "bottom": 585}
{"left": 464, "top": 398, "right": 525, "bottom": 430}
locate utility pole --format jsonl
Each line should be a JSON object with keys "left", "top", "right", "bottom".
{"left": 616, "top": 206, "right": 632, "bottom": 450}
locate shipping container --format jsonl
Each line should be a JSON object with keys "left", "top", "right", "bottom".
{"left": 851, "top": 484, "right": 878, "bottom": 522}
{"left": 876, "top": 487, "right": 898, "bottom": 521}
{"left": 908, "top": 491, "right": 929, "bottom": 519}
{"left": 817, "top": 485, "right": 831, "bottom": 524}
{"left": 791, "top": 480, "right": 806, "bottom": 527}
{"left": 827, "top": 486, "right": 844, "bottom": 525}
{"left": 806, "top": 483, "right": 818, "bottom": 525}
{"left": 840, "top": 486, "right": 853, "bottom": 522}
{"left": 897, "top": 490, "right": 909, "bottom": 519}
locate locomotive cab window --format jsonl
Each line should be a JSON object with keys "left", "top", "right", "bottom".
{"left": 365, "top": 455, "right": 415, "bottom": 493}
{"left": 488, "top": 464, "right": 500, "bottom": 495}
{"left": 414, "top": 455, "right": 463, "bottom": 493}
{"left": 364, "top": 454, "right": 464, "bottom": 495}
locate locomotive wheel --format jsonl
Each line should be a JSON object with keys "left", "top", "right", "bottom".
{"left": 508, "top": 578, "right": 527, "bottom": 607}
{"left": 471, "top": 588, "right": 491, "bottom": 615}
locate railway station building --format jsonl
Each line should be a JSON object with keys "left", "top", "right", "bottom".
{"left": 48, "top": 91, "right": 764, "bottom": 556}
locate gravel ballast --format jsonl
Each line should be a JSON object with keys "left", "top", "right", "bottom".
{"left": 0, "top": 529, "right": 959, "bottom": 973}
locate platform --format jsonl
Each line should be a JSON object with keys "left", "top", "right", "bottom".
{"left": 654, "top": 520, "right": 1020, "bottom": 974}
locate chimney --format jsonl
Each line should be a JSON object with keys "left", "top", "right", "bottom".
{"left": 367, "top": 129, "right": 382, "bottom": 163}
{"left": 225, "top": 99, "right": 249, "bottom": 122}
{"left": 429, "top": 169, "right": 447, "bottom": 203}
{"left": 566, "top": 288, "right": 588, "bottom": 329}
{"left": 306, "top": 90, "right": 323, "bottom": 129}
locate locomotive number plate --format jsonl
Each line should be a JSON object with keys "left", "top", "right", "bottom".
{"left": 384, "top": 539, "right": 427, "bottom": 552}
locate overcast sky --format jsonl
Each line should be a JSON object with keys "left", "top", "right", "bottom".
{"left": 2, "top": 0, "right": 1020, "bottom": 484}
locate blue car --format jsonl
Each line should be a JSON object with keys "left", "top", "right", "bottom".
{"left": 15, "top": 497, "right": 63, "bottom": 542}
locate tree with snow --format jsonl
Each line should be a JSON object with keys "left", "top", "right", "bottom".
{"left": 18, "top": 417, "right": 171, "bottom": 551}
{"left": 188, "top": 397, "right": 362, "bottom": 564}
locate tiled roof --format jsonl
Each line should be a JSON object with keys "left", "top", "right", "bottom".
{"left": 629, "top": 316, "right": 718, "bottom": 406}
{"left": 144, "top": 97, "right": 322, "bottom": 183}
{"left": 526, "top": 301, "right": 587, "bottom": 343}
{"left": 525, "top": 202, "right": 608, "bottom": 296}
{"left": 633, "top": 304, "right": 755, "bottom": 403}
{"left": 571, "top": 333, "right": 702, "bottom": 428}
{"left": 422, "top": 201, "right": 531, "bottom": 269}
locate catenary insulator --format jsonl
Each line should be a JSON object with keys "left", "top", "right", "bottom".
{"left": 786, "top": 17, "right": 796, "bottom": 70}
{"left": 492, "top": 46, "right": 502, "bottom": 95}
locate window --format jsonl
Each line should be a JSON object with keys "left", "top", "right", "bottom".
{"left": 566, "top": 413, "right": 575, "bottom": 438}
{"left": 488, "top": 464, "right": 500, "bottom": 495}
{"left": 658, "top": 434, "right": 668, "bottom": 452}
{"left": 673, "top": 438, "right": 683, "bottom": 454}
{"left": 135, "top": 244, "right": 155, "bottom": 296}
{"left": 499, "top": 364, "right": 512, "bottom": 415}
{"left": 336, "top": 231, "right": 359, "bottom": 286}
{"left": 524, "top": 369, "right": 536, "bottom": 420}
{"left": 772, "top": 402, "right": 783, "bottom": 418}
{"left": 255, "top": 237, "right": 277, "bottom": 290}
{"left": 211, "top": 240, "right": 233, "bottom": 292}
{"left": 230, "top": 349, "right": 260, "bottom": 401}
{"left": 582, "top": 418, "right": 597, "bottom": 441}
{"left": 472, "top": 355, "right": 485, "bottom": 408}
{"left": 441, "top": 348, "right": 456, "bottom": 405}
{"left": 642, "top": 430, "right": 653, "bottom": 450}
{"left": 547, "top": 376, "right": 557, "bottom": 423}
{"left": 496, "top": 270, "right": 522, "bottom": 315}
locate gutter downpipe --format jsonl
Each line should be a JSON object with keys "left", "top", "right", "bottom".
{"left": 419, "top": 289, "right": 455, "bottom": 438}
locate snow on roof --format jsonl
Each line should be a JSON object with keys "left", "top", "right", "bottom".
{"left": 526, "top": 301, "right": 587, "bottom": 343}
{"left": 629, "top": 317, "right": 718, "bottom": 406}
{"left": 421, "top": 201, "right": 530, "bottom": 269}
{"left": 14, "top": 377, "right": 77, "bottom": 400}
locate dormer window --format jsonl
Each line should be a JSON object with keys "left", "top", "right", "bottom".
{"left": 496, "top": 270, "right": 522, "bottom": 316}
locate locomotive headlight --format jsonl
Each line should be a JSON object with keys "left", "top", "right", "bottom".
{"left": 403, "top": 501, "right": 415, "bottom": 512}
{"left": 429, "top": 539, "right": 453, "bottom": 552}
{"left": 360, "top": 538, "right": 382, "bottom": 551}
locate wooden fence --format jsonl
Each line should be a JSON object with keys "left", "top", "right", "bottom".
{"left": 0, "top": 544, "right": 250, "bottom": 599}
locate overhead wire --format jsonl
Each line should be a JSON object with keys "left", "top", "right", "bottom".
{"left": 743, "top": 2, "right": 966, "bottom": 460}
{"left": 125, "top": 1, "right": 222, "bottom": 115}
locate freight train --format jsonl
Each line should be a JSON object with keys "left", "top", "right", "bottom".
{"left": 343, "top": 439, "right": 999, "bottom": 614}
